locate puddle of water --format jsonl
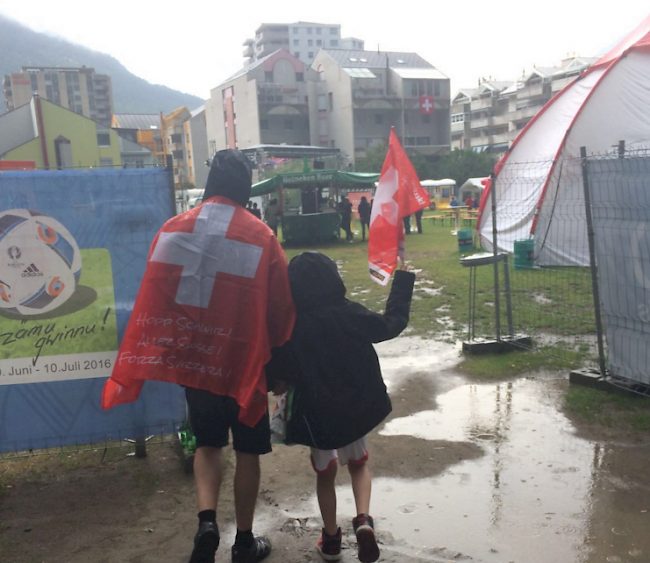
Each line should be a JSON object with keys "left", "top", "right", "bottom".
{"left": 373, "top": 378, "right": 650, "bottom": 562}
{"left": 374, "top": 337, "right": 462, "bottom": 392}
{"left": 287, "top": 374, "right": 650, "bottom": 562}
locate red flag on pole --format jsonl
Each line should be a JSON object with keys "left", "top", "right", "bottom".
{"left": 368, "top": 129, "right": 430, "bottom": 285}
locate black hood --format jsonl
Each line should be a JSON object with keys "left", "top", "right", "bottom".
{"left": 288, "top": 252, "right": 346, "bottom": 311}
{"left": 203, "top": 149, "right": 252, "bottom": 206}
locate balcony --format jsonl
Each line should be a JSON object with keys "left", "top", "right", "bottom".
{"left": 257, "top": 83, "right": 307, "bottom": 107}
{"left": 470, "top": 117, "right": 492, "bottom": 130}
{"left": 470, "top": 97, "right": 494, "bottom": 111}
{"left": 518, "top": 82, "right": 549, "bottom": 99}
{"left": 488, "top": 130, "right": 518, "bottom": 145}
{"left": 451, "top": 121, "right": 466, "bottom": 133}
{"left": 508, "top": 105, "right": 541, "bottom": 122}
{"left": 243, "top": 45, "right": 254, "bottom": 58}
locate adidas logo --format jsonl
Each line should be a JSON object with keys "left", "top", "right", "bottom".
{"left": 21, "top": 263, "right": 44, "bottom": 278}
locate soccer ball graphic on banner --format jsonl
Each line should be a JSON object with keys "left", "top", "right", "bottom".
{"left": 0, "top": 209, "right": 82, "bottom": 316}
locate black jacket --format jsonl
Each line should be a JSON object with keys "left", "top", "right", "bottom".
{"left": 266, "top": 252, "right": 415, "bottom": 450}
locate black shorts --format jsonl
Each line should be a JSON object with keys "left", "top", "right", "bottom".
{"left": 185, "top": 387, "right": 272, "bottom": 455}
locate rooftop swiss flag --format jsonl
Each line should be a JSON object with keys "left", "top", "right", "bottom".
{"left": 368, "top": 129, "right": 429, "bottom": 285}
{"left": 420, "top": 95, "right": 435, "bottom": 114}
{"left": 102, "top": 196, "right": 295, "bottom": 426}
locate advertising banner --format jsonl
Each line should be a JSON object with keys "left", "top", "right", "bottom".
{"left": 0, "top": 169, "right": 186, "bottom": 453}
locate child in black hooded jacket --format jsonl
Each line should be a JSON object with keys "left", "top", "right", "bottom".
{"left": 266, "top": 251, "right": 415, "bottom": 563}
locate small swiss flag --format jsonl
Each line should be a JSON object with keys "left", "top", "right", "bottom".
{"left": 420, "top": 96, "right": 435, "bottom": 115}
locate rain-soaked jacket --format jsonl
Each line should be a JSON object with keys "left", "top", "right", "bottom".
{"left": 266, "top": 252, "right": 415, "bottom": 450}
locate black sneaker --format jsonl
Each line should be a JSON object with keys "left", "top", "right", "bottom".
{"left": 189, "top": 521, "right": 220, "bottom": 563}
{"left": 231, "top": 536, "right": 272, "bottom": 563}
{"left": 352, "top": 514, "right": 379, "bottom": 563}
{"left": 317, "top": 527, "right": 342, "bottom": 561}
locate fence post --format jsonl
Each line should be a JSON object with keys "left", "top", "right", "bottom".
{"left": 490, "top": 171, "right": 501, "bottom": 341}
{"left": 580, "top": 146, "right": 608, "bottom": 377}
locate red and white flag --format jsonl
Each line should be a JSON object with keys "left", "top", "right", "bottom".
{"left": 102, "top": 196, "right": 295, "bottom": 426}
{"left": 368, "top": 129, "right": 430, "bottom": 285}
{"left": 420, "top": 96, "right": 435, "bottom": 114}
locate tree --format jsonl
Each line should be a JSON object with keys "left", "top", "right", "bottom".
{"left": 355, "top": 143, "right": 436, "bottom": 179}
{"left": 436, "top": 149, "right": 496, "bottom": 187}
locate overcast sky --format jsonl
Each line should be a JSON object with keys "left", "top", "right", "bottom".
{"left": 1, "top": 0, "right": 648, "bottom": 100}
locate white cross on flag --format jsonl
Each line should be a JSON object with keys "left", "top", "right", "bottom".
{"left": 150, "top": 203, "right": 263, "bottom": 308}
{"left": 368, "top": 129, "right": 430, "bottom": 285}
{"left": 420, "top": 95, "right": 435, "bottom": 115}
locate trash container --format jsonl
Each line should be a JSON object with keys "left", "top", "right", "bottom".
{"left": 514, "top": 239, "right": 535, "bottom": 269}
{"left": 458, "top": 229, "right": 474, "bottom": 252}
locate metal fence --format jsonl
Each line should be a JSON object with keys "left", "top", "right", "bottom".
{"left": 473, "top": 148, "right": 650, "bottom": 392}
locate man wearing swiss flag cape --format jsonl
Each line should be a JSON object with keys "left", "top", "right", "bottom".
{"left": 368, "top": 129, "right": 430, "bottom": 284}
{"left": 102, "top": 150, "right": 295, "bottom": 563}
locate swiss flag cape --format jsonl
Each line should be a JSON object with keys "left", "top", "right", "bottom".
{"left": 368, "top": 129, "right": 430, "bottom": 285}
{"left": 102, "top": 196, "right": 295, "bottom": 427}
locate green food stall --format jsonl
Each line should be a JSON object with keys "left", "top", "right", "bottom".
{"left": 251, "top": 170, "right": 379, "bottom": 244}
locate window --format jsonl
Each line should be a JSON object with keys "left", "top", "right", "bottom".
{"left": 97, "top": 133, "right": 111, "bottom": 146}
{"left": 135, "top": 158, "right": 144, "bottom": 169}
{"left": 265, "top": 71, "right": 273, "bottom": 82}
{"left": 330, "top": 28, "right": 337, "bottom": 35}
{"left": 328, "top": 92, "right": 333, "bottom": 111}
{"left": 307, "top": 27, "right": 312, "bottom": 34}
{"left": 171, "top": 133, "right": 182, "bottom": 144}
{"left": 331, "top": 40, "right": 338, "bottom": 47}
{"left": 308, "top": 39, "right": 313, "bottom": 46}
{"left": 294, "top": 52, "right": 301, "bottom": 58}
{"left": 422, "top": 114, "right": 431, "bottom": 124}
{"left": 284, "top": 119, "right": 293, "bottom": 130}
{"left": 375, "top": 114, "right": 383, "bottom": 125}
{"left": 293, "top": 39, "right": 299, "bottom": 46}
{"left": 308, "top": 52, "right": 314, "bottom": 59}
{"left": 296, "top": 72, "right": 304, "bottom": 82}
{"left": 316, "top": 27, "right": 322, "bottom": 34}
{"left": 330, "top": 140, "right": 335, "bottom": 148}
{"left": 172, "top": 150, "right": 184, "bottom": 160}
{"left": 260, "top": 119, "right": 269, "bottom": 130}
{"left": 317, "top": 40, "right": 322, "bottom": 46}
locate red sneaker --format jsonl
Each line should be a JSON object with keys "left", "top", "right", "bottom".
{"left": 352, "top": 514, "right": 379, "bottom": 563}
{"left": 317, "top": 527, "right": 342, "bottom": 561}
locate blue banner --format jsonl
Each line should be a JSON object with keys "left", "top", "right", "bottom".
{"left": 0, "top": 169, "right": 186, "bottom": 453}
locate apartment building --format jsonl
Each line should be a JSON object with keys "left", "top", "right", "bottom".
{"left": 3, "top": 66, "right": 113, "bottom": 125}
{"left": 111, "top": 113, "right": 166, "bottom": 166}
{"left": 163, "top": 107, "right": 192, "bottom": 188}
{"left": 186, "top": 106, "right": 209, "bottom": 189}
{"left": 205, "top": 50, "right": 317, "bottom": 155}
{"left": 309, "top": 49, "right": 450, "bottom": 163}
{"left": 451, "top": 56, "right": 598, "bottom": 153}
{"left": 0, "top": 96, "right": 154, "bottom": 169}
{"left": 243, "top": 22, "right": 363, "bottom": 67}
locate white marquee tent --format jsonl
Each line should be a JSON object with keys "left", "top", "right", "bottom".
{"left": 478, "top": 14, "right": 650, "bottom": 266}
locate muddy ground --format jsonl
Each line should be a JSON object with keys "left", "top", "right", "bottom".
{"left": 1, "top": 338, "right": 649, "bottom": 563}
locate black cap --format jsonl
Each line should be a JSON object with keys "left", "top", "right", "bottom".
{"left": 203, "top": 149, "right": 252, "bottom": 206}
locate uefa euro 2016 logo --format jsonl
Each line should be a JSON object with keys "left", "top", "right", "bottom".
{"left": 0, "top": 210, "right": 82, "bottom": 317}
{"left": 8, "top": 246, "right": 21, "bottom": 260}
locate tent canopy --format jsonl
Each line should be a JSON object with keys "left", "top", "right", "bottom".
{"left": 251, "top": 170, "right": 380, "bottom": 197}
{"left": 477, "top": 13, "right": 650, "bottom": 266}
